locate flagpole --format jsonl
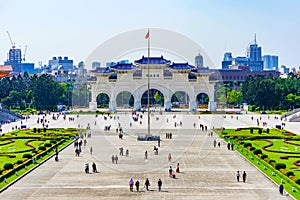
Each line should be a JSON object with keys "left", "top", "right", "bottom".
{"left": 147, "top": 28, "right": 150, "bottom": 137}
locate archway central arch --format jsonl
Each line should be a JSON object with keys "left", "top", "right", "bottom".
{"left": 141, "top": 89, "right": 164, "bottom": 108}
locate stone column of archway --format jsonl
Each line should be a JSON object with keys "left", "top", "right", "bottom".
{"left": 164, "top": 88, "right": 172, "bottom": 111}
{"left": 109, "top": 84, "right": 116, "bottom": 112}
{"left": 133, "top": 90, "right": 141, "bottom": 111}
{"left": 89, "top": 85, "right": 98, "bottom": 111}
{"left": 189, "top": 91, "right": 196, "bottom": 111}
{"left": 208, "top": 83, "right": 217, "bottom": 111}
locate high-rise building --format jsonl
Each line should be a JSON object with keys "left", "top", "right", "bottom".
{"left": 92, "top": 62, "right": 101, "bottom": 69}
{"left": 222, "top": 52, "right": 233, "bottom": 69}
{"left": 48, "top": 56, "right": 73, "bottom": 71}
{"left": 247, "top": 35, "right": 263, "bottom": 71}
{"left": 4, "top": 48, "right": 22, "bottom": 72}
{"left": 195, "top": 53, "right": 204, "bottom": 68}
{"left": 263, "top": 55, "right": 278, "bottom": 71}
{"left": 233, "top": 57, "right": 249, "bottom": 67}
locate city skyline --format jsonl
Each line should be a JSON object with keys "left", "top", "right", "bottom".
{"left": 0, "top": 0, "right": 299, "bottom": 68}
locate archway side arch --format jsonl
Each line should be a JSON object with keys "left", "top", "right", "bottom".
{"left": 196, "top": 92, "right": 209, "bottom": 109}
{"left": 116, "top": 91, "right": 134, "bottom": 108}
{"left": 96, "top": 93, "right": 110, "bottom": 108}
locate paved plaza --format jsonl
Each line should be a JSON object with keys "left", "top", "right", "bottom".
{"left": 1, "top": 112, "right": 298, "bottom": 199}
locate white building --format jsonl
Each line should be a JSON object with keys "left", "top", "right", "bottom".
{"left": 89, "top": 56, "right": 218, "bottom": 112}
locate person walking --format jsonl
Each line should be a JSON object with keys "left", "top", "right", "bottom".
{"left": 111, "top": 155, "right": 115, "bottom": 163}
{"left": 176, "top": 163, "right": 180, "bottom": 173}
{"left": 92, "top": 162, "right": 97, "bottom": 173}
{"left": 84, "top": 163, "right": 89, "bottom": 173}
{"left": 135, "top": 180, "right": 140, "bottom": 192}
{"left": 90, "top": 146, "right": 93, "bottom": 155}
{"left": 115, "top": 155, "right": 118, "bottom": 164}
{"left": 169, "top": 166, "right": 173, "bottom": 177}
{"left": 129, "top": 178, "right": 134, "bottom": 192}
{"left": 168, "top": 153, "right": 172, "bottom": 162}
{"left": 158, "top": 178, "right": 162, "bottom": 192}
{"left": 145, "top": 150, "right": 148, "bottom": 159}
{"left": 144, "top": 178, "right": 150, "bottom": 191}
{"left": 236, "top": 171, "right": 240, "bottom": 182}
{"left": 242, "top": 171, "right": 247, "bottom": 183}
{"left": 279, "top": 184, "right": 284, "bottom": 195}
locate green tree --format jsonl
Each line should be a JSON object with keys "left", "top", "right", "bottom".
{"left": 227, "top": 89, "right": 242, "bottom": 105}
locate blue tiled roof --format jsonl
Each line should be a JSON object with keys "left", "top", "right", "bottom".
{"left": 192, "top": 68, "right": 213, "bottom": 74}
{"left": 188, "top": 73, "right": 197, "bottom": 79}
{"left": 168, "top": 63, "right": 196, "bottom": 70}
{"left": 91, "top": 67, "right": 114, "bottom": 74}
{"left": 135, "top": 56, "right": 171, "bottom": 65}
{"left": 111, "top": 63, "right": 137, "bottom": 71}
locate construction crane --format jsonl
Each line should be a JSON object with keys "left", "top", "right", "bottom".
{"left": 6, "top": 31, "right": 16, "bottom": 49}
{"left": 23, "top": 45, "right": 27, "bottom": 61}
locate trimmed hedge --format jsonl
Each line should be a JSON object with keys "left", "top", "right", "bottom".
{"left": 250, "top": 147, "right": 256, "bottom": 151}
{"left": 253, "top": 149, "right": 262, "bottom": 155}
{"left": 286, "top": 171, "right": 295, "bottom": 177}
{"left": 16, "top": 160, "right": 23, "bottom": 164}
{"left": 23, "top": 153, "right": 33, "bottom": 159}
{"left": 38, "top": 146, "right": 46, "bottom": 151}
{"left": 261, "top": 154, "right": 268, "bottom": 159}
{"left": 296, "top": 179, "right": 300, "bottom": 185}
{"left": 275, "top": 163, "right": 286, "bottom": 170}
{"left": 44, "top": 143, "right": 52, "bottom": 147}
{"left": 3, "top": 163, "right": 14, "bottom": 170}
{"left": 244, "top": 143, "right": 252, "bottom": 148}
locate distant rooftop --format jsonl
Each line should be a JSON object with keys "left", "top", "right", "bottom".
{"left": 134, "top": 56, "right": 171, "bottom": 65}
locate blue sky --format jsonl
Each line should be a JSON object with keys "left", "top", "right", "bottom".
{"left": 0, "top": 0, "right": 299, "bottom": 68}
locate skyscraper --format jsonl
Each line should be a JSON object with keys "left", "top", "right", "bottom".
{"left": 222, "top": 52, "right": 233, "bottom": 69}
{"left": 263, "top": 55, "right": 278, "bottom": 71}
{"left": 4, "top": 48, "right": 22, "bottom": 72}
{"left": 195, "top": 53, "right": 204, "bottom": 68}
{"left": 248, "top": 34, "right": 263, "bottom": 71}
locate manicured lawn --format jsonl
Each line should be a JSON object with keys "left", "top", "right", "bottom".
{"left": 215, "top": 127, "right": 300, "bottom": 199}
{"left": 0, "top": 128, "right": 79, "bottom": 191}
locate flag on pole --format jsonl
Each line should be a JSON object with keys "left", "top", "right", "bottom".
{"left": 145, "top": 30, "right": 149, "bottom": 39}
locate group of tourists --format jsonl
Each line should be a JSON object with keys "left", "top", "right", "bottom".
{"left": 111, "top": 155, "right": 119, "bottom": 164}
{"left": 128, "top": 177, "right": 162, "bottom": 192}
{"left": 236, "top": 171, "right": 247, "bottom": 182}
{"left": 168, "top": 163, "right": 180, "bottom": 178}
{"left": 84, "top": 162, "right": 98, "bottom": 174}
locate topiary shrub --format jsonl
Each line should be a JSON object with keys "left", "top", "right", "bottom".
{"left": 3, "top": 163, "right": 14, "bottom": 170}
{"left": 44, "top": 143, "right": 52, "bottom": 147}
{"left": 261, "top": 154, "right": 268, "bottom": 159}
{"left": 16, "top": 160, "right": 23, "bottom": 165}
{"left": 250, "top": 147, "right": 256, "bottom": 151}
{"left": 23, "top": 153, "right": 32, "bottom": 159}
{"left": 253, "top": 149, "right": 262, "bottom": 155}
{"left": 275, "top": 163, "right": 286, "bottom": 170}
{"left": 286, "top": 171, "right": 295, "bottom": 177}
{"left": 32, "top": 150, "right": 37, "bottom": 154}
{"left": 33, "top": 128, "right": 36, "bottom": 133}
{"left": 266, "top": 128, "right": 269, "bottom": 133}
{"left": 269, "top": 160, "right": 276, "bottom": 166}
{"left": 250, "top": 129, "right": 253, "bottom": 134}
{"left": 38, "top": 146, "right": 46, "bottom": 151}
{"left": 244, "top": 143, "right": 252, "bottom": 148}
{"left": 258, "top": 129, "right": 262, "bottom": 134}
{"left": 50, "top": 140, "right": 57, "bottom": 144}
{"left": 296, "top": 179, "right": 300, "bottom": 185}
